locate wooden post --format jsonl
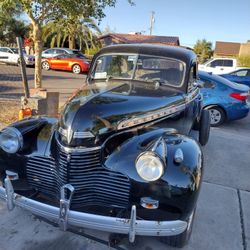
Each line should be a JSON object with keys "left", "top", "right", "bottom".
{"left": 16, "top": 37, "right": 30, "bottom": 98}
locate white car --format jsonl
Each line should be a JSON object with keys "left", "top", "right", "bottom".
{"left": 0, "top": 47, "right": 35, "bottom": 66}
{"left": 198, "top": 58, "right": 238, "bottom": 74}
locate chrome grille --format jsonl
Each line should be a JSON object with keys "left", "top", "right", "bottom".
{"left": 26, "top": 145, "right": 130, "bottom": 208}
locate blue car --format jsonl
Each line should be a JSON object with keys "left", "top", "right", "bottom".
{"left": 220, "top": 68, "right": 250, "bottom": 87}
{"left": 199, "top": 71, "right": 249, "bottom": 126}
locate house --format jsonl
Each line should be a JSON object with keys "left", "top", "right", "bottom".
{"left": 214, "top": 40, "right": 250, "bottom": 58}
{"left": 239, "top": 40, "right": 250, "bottom": 57}
{"left": 213, "top": 41, "right": 241, "bottom": 58}
{"left": 98, "top": 33, "right": 180, "bottom": 47}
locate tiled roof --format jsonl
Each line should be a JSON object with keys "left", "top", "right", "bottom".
{"left": 99, "top": 33, "right": 180, "bottom": 46}
{"left": 214, "top": 41, "right": 241, "bottom": 56}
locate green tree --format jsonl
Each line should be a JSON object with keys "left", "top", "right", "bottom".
{"left": 193, "top": 39, "right": 213, "bottom": 63}
{"left": 0, "top": 7, "right": 29, "bottom": 46}
{"left": 0, "top": 0, "right": 134, "bottom": 88}
{"left": 42, "top": 17, "right": 101, "bottom": 53}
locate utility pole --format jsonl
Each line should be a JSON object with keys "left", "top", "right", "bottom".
{"left": 150, "top": 11, "right": 155, "bottom": 35}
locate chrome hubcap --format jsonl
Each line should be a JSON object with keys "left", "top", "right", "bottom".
{"left": 73, "top": 65, "right": 81, "bottom": 74}
{"left": 42, "top": 62, "right": 49, "bottom": 70}
{"left": 209, "top": 109, "right": 221, "bottom": 125}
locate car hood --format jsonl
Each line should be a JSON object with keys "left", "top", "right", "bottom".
{"left": 59, "top": 80, "right": 185, "bottom": 146}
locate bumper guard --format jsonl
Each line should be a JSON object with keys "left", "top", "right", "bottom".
{"left": 0, "top": 178, "right": 187, "bottom": 242}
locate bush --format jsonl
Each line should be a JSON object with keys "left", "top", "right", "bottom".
{"left": 237, "top": 56, "right": 250, "bottom": 67}
{"left": 85, "top": 47, "right": 101, "bottom": 56}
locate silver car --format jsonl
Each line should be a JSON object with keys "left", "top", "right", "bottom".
{"left": 42, "top": 48, "right": 87, "bottom": 59}
{"left": 0, "top": 47, "right": 35, "bottom": 66}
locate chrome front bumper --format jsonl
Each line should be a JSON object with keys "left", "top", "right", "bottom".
{"left": 0, "top": 178, "right": 187, "bottom": 242}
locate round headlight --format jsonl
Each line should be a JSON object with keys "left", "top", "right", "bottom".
{"left": 0, "top": 127, "right": 23, "bottom": 154}
{"left": 136, "top": 152, "right": 164, "bottom": 181}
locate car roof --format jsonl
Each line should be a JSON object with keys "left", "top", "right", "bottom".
{"left": 96, "top": 44, "right": 196, "bottom": 65}
{"left": 198, "top": 70, "right": 249, "bottom": 90}
{"left": 44, "top": 48, "right": 79, "bottom": 52}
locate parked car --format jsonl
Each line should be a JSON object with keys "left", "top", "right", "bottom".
{"left": 42, "top": 47, "right": 87, "bottom": 60}
{"left": 41, "top": 54, "right": 89, "bottom": 74}
{"left": 199, "top": 71, "right": 249, "bottom": 126}
{"left": 198, "top": 58, "right": 238, "bottom": 74}
{"left": 0, "top": 44, "right": 210, "bottom": 248}
{"left": 0, "top": 47, "right": 35, "bottom": 66}
{"left": 219, "top": 68, "right": 250, "bottom": 87}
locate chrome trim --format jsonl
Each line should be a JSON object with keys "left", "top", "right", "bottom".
{"left": 73, "top": 131, "right": 94, "bottom": 139}
{"left": 59, "top": 184, "right": 75, "bottom": 231}
{"left": 56, "top": 136, "right": 101, "bottom": 153}
{"left": 174, "top": 148, "right": 184, "bottom": 164}
{"left": 0, "top": 181, "right": 187, "bottom": 238}
{"left": 117, "top": 103, "right": 186, "bottom": 130}
{"left": 117, "top": 90, "right": 200, "bottom": 130}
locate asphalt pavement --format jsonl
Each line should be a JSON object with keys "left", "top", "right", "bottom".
{"left": 0, "top": 64, "right": 86, "bottom": 104}
{"left": 0, "top": 64, "right": 249, "bottom": 250}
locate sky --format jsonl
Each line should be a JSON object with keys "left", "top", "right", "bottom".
{"left": 98, "top": 0, "right": 250, "bottom": 48}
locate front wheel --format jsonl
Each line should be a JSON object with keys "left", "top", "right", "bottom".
{"left": 42, "top": 61, "right": 50, "bottom": 70}
{"left": 206, "top": 106, "right": 225, "bottom": 127}
{"left": 160, "top": 210, "right": 195, "bottom": 248}
{"left": 199, "top": 109, "right": 210, "bottom": 146}
{"left": 72, "top": 64, "right": 81, "bottom": 74}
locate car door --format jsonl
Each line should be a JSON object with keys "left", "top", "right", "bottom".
{"left": 0, "top": 48, "right": 10, "bottom": 63}
{"left": 184, "top": 63, "right": 201, "bottom": 134}
{"left": 200, "top": 78, "right": 217, "bottom": 106}
{"left": 50, "top": 54, "right": 68, "bottom": 70}
{"left": 7, "top": 49, "right": 19, "bottom": 64}
{"left": 207, "top": 59, "right": 224, "bottom": 74}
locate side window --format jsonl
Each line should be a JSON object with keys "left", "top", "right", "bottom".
{"left": 203, "top": 80, "right": 216, "bottom": 89}
{"left": 209, "top": 60, "right": 223, "bottom": 68}
{"left": 223, "top": 60, "right": 233, "bottom": 67}
{"left": 188, "top": 63, "right": 197, "bottom": 92}
{"left": 235, "top": 70, "right": 247, "bottom": 76}
{"left": 7, "top": 49, "right": 13, "bottom": 54}
{"left": 44, "top": 49, "right": 52, "bottom": 54}
{"left": 0, "top": 48, "right": 8, "bottom": 53}
{"left": 247, "top": 70, "right": 250, "bottom": 76}
{"left": 55, "top": 49, "right": 63, "bottom": 54}
{"left": 57, "top": 54, "right": 67, "bottom": 58}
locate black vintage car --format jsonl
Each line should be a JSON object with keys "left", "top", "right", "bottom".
{"left": 0, "top": 44, "right": 210, "bottom": 248}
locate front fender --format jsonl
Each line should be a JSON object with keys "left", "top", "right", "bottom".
{"left": 104, "top": 128, "right": 203, "bottom": 220}
{"left": 0, "top": 117, "right": 57, "bottom": 178}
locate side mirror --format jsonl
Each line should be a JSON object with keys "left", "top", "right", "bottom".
{"left": 193, "top": 80, "right": 204, "bottom": 88}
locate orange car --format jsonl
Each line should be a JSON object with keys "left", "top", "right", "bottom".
{"left": 41, "top": 54, "right": 89, "bottom": 74}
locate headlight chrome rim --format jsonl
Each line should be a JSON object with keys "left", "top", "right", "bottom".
{"left": 135, "top": 151, "right": 164, "bottom": 182}
{"left": 0, "top": 127, "right": 23, "bottom": 154}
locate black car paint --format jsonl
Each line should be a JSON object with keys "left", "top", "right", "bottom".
{"left": 0, "top": 44, "right": 203, "bottom": 222}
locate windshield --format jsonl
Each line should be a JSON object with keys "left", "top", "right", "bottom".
{"left": 92, "top": 54, "right": 185, "bottom": 87}
{"left": 10, "top": 48, "right": 26, "bottom": 54}
{"left": 72, "top": 50, "right": 86, "bottom": 58}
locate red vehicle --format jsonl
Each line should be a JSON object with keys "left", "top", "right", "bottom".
{"left": 42, "top": 54, "right": 89, "bottom": 74}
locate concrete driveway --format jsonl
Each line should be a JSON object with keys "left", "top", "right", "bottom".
{"left": 0, "top": 65, "right": 249, "bottom": 250}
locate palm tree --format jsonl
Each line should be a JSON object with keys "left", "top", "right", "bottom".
{"left": 193, "top": 39, "right": 213, "bottom": 63}
{"left": 42, "top": 17, "right": 101, "bottom": 52}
